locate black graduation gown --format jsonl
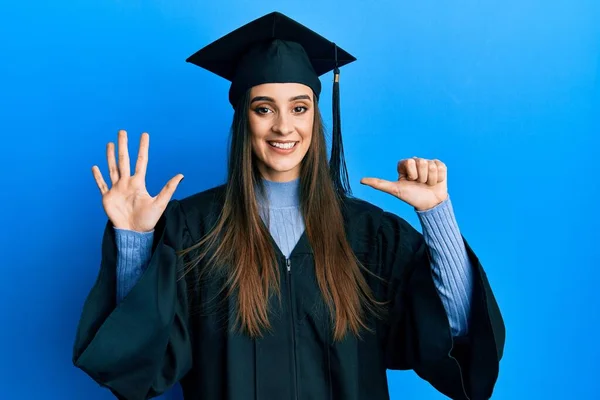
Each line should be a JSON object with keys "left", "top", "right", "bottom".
{"left": 72, "top": 184, "right": 505, "bottom": 400}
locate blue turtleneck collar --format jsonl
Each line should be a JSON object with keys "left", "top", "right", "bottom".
{"left": 257, "top": 178, "right": 300, "bottom": 208}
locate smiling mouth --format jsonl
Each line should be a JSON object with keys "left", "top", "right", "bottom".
{"left": 268, "top": 141, "right": 298, "bottom": 150}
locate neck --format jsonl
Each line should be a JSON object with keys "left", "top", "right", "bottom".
{"left": 256, "top": 177, "right": 300, "bottom": 208}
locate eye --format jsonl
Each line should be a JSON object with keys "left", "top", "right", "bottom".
{"left": 254, "top": 106, "right": 272, "bottom": 115}
{"left": 293, "top": 106, "right": 308, "bottom": 114}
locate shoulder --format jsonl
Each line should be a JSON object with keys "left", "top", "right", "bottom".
{"left": 342, "top": 195, "right": 422, "bottom": 254}
{"left": 342, "top": 196, "right": 383, "bottom": 230}
{"left": 342, "top": 195, "right": 382, "bottom": 214}
{"left": 166, "top": 184, "right": 228, "bottom": 240}
{"left": 178, "top": 184, "right": 227, "bottom": 216}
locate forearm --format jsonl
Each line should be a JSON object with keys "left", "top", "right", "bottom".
{"left": 416, "top": 196, "right": 473, "bottom": 336}
{"left": 114, "top": 228, "right": 154, "bottom": 303}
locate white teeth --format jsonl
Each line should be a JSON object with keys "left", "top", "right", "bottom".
{"left": 269, "top": 142, "right": 296, "bottom": 149}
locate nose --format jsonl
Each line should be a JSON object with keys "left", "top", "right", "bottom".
{"left": 272, "top": 112, "right": 294, "bottom": 135}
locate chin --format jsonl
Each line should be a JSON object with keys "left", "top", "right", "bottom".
{"left": 266, "top": 164, "right": 300, "bottom": 175}
{"left": 258, "top": 159, "right": 303, "bottom": 180}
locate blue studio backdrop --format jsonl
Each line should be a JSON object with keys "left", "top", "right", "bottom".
{"left": 1, "top": 1, "right": 598, "bottom": 399}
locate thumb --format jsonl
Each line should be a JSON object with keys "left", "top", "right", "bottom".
{"left": 360, "top": 177, "right": 398, "bottom": 196}
{"left": 155, "top": 174, "right": 184, "bottom": 208}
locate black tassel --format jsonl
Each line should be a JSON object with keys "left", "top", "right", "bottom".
{"left": 330, "top": 44, "right": 351, "bottom": 197}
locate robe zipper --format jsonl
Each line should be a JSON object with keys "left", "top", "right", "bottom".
{"left": 286, "top": 257, "right": 299, "bottom": 400}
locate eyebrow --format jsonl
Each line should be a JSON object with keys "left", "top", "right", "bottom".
{"left": 250, "top": 94, "right": 312, "bottom": 104}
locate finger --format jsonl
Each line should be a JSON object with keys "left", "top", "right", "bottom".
{"left": 155, "top": 174, "right": 185, "bottom": 208}
{"left": 416, "top": 158, "right": 428, "bottom": 183}
{"left": 399, "top": 158, "right": 418, "bottom": 180}
{"left": 427, "top": 161, "right": 438, "bottom": 186}
{"left": 434, "top": 159, "right": 447, "bottom": 183}
{"left": 397, "top": 160, "right": 407, "bottom": 179}
{"left": 92, "top": 165, "right": 109, "bottom": 195}
{"left": 106, "top": 142, "right": 119, "bottom": 184}
{"left": 360, "top": 177, "right": 399, "bottom": 197}
{"left": 118, "top": 130, "right": 131, "bottom": 178}
{"left": 135, "top": 132, "right": 149, "bottom": 178}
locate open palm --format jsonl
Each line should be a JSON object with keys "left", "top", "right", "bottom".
{"left": 92, "top": 130, "right": 184, "bottom": 232}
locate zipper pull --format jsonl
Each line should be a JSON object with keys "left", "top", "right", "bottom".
{"left": 286, "top": 258, "right": 291, "bottom": 273}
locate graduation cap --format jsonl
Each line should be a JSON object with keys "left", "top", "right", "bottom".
{"left": 186, "top": 11, "right": 355, "bottom": 195}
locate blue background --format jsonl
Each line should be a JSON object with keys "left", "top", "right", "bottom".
{"left": 1, "top": 0, "right": 598, "bottom": 399}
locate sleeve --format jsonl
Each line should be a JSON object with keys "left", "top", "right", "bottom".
{"left": 72, "top": 200, "right": 193, "bottom": 400}
{"left": 379, "top": 211, "right": 505, "bottom": 400}
{"left": 416, "top": 196, "right": 474, "bottom": 337}
{"left": 114, "top": 228, "right": 154, "bottom": 303}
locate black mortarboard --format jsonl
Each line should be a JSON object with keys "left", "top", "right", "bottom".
{"left": 186, "top": 11, "right": 355, "bottom": 196}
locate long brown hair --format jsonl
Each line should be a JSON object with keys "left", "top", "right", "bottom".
{"left": 179, "top": 89, "right": 383, "bottom": 341}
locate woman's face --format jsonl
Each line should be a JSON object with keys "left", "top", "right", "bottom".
{"left": 248, "top": 83, "right": 314, "bottom": 182}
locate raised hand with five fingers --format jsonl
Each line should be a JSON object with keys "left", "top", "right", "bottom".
{"left": 361, "top": 156, "right": 449, "bottom": 211}
{"left": 92, "top": 130, "right": 185, "bottom": 232}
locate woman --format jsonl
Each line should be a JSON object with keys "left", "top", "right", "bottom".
{"left": 73, "top": 12, "right": 504, "bottom": 400}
